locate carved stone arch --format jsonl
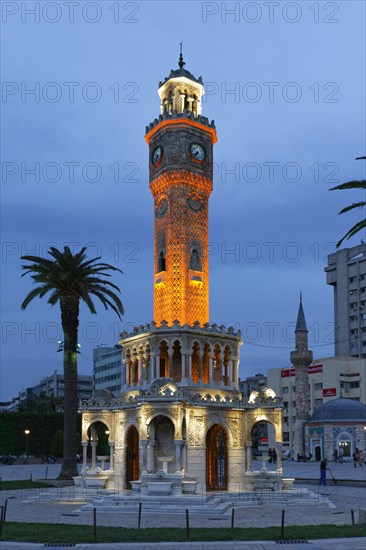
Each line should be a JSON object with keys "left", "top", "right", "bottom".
{"left": 125, "top": 420, "right": 141, "bottom": 437}
{"left": 125, "top": 424, "right": 139, "bottom": 489}
{"left": 205, "top": 417, "right": 234, "bottom": 449}
{"left": 145, "top": 411, "right": 177, "bottom": 436}
{"left": 206, "top": 423, "right": 228, "bottom": 490}
{"left": 82, "top": 415, "right": 114, "bottom": 442}
{"left": 248, "top": 415, "right": 280, "bottom": 451}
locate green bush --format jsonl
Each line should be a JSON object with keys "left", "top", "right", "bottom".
{"left": 50, "top": 429, "right": 64, "bottom": 457}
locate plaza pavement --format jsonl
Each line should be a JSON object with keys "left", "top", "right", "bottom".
{"left": 0, "top": 460, "right": 365, "bottom": 550}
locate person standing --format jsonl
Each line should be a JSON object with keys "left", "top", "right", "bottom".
{"left": 339, "top": 447, "right": 344, "bottom": 463}
{"left": 319, "top": 458, "right": 327, "bottom": 486}
{"left": 333, "top": 448, "right": 338, "bottom": 462}
{"left": 272, "top": 449, "right": 277, "bottom": 465}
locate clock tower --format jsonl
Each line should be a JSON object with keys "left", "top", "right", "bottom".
{"left": 145, "top": 51, "right": 217, "bottom": 326}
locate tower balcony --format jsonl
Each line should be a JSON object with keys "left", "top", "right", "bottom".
{"left": 154, "top": 271, "right": 167, "bottom": 288}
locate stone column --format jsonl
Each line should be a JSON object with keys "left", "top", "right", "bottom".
{"left": 245, "top": 441, "right": 253, "bottom": 472}
{"left": 188, "top": 353, "right": 192, "bottom": 381}
{"left": 208, "top": 355, "right": 213, "bottom": 382}
{"left": 152, "top": 354, "right": 158, "bottom": 379}
{"left": 167, "top": 351, "right": 173, "bottom": 378}
{"left": 229, "top": 360, "right": 234, "bottom": 386}
{"left": 123, "top": 358, "right": 128, "bottom": 386}
{"left": 109, "top": 442, "right": 115, "bottom": 471}
{"left": 181, "top": 352, "right": 187, "bottom": 382}
{"left": 175, "top": 440, "right": 183, "bottom": 473}
{"left": 198, "top": 352, "right": 203, "bottom": 382}
{"left": 149, "top": 355, "right": 154, "bottom": 381}
{"left": 81, "top": 441, "right": 88, "bottom": 473}
{"left": 90, "top": 441, "right": 98, "bottom": 470}
{"left": 180, "top": 93, "right": 185, "bottom": 113}
{"left": 141, "top": 439, "right": 148, "bottom": 474}
{"left": 275, "top": 442, "right": 283, "bottom": 474}
{"left": 182, "top": 441, "right": 187, "bottom": 472}
{"left": 147, "top": 440, "right": 155, "bottom": 473}
{"left": 137, "top": 355, "right": 143, "bottom": 385}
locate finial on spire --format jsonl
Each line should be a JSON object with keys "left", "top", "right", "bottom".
{"left": 179, "top": 41, "right": 185, "bottom": 69}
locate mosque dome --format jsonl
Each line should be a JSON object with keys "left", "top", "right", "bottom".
{"left": 309, "top": 398, "right": 366, "bottom": 422}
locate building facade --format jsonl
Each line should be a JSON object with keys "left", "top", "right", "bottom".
{"left": 18, "top": 371, "right": 93, "bottom": 411}
{"left": 268, "top": 356, "right": 366, "bottom": 457}
{"left": 325, "top": 243, "right": 366, "bottom": 358}
{"left": 93, "top": 344, "right": 124, "bottom": 395}
{"left": 80, "top": 56, "right": 282, "bottom": 492}
{"left": 239, "top": 373, "right": 267, "bottom": 400}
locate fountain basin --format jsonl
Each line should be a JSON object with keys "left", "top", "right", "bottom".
{"left": 182, "top": 480, "right": 198, "bottom": 494}
{"left": 146, "top": 481, "right": 173, "bottom": 495}
{"left": 130, "top": 481, "right": 141, "bottom": 492}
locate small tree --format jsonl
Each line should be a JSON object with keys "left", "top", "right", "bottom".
{"left": 50, "top": 430, "right": 64, "bottom": 457}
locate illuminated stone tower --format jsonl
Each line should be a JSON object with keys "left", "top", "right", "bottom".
{"left": 291, "top": 294, "right": 313, "bottom": 458}
{"left": 81, "top": 54, "right": 284, "bottom": 495}
{"left": 145, "top": 51, "right": 217, "bottom": 326}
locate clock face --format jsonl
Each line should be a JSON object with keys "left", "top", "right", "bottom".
{"left": 190, "top": 143, "right": 206, "bottom": 161}
{"left": 152, "top": 146, "right": 163, "bottom": 166}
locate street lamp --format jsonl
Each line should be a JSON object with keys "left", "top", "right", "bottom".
{"left": 24, "top": 429, "right": 30, "bottom": 462}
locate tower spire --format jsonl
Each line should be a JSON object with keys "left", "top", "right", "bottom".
{"left": 295, "top": 292, "right": 308, "bottom": 332}
{"left": 178, "top": 41, "right": 185, "bottom": 69}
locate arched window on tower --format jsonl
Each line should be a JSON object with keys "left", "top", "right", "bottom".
{"left": 189, "top": 249, "right": 201, "bottom": 271}
{"left": 158, "top": 251, "right": 166, "bottom": 272}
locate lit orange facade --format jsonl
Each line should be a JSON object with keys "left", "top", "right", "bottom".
{"left": 146, "top": 76, "right": 217, "bottom": 326}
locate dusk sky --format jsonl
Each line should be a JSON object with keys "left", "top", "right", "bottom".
{"left": 1, "top": 1, "right": 365, "bottom": 401}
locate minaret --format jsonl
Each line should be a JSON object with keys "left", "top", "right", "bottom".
{"left": 145, "top": 49, "right": 217, "bottom": 326}
{"left": 290, "top": 294, "right": 313, "bottom": 458}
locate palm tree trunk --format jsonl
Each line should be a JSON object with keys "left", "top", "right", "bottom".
{"left": 58, "top": 294, "right": 79, "bottom": 480}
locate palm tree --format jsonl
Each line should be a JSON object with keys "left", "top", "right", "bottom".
{"left": 330, "top": 157, "right": 366, "bottom": 247}
{"left": 21, "top": 246, "right": 123, "bottom": 479}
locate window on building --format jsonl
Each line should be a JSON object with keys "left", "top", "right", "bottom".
{"left": 350, "top": 381, "right": 360, "bottom": 388}
{"left": 349, "top": 289, "right": 357, "bottom": 296}
{"left": 350, "top": 315, "right": 358, "bottom": 322}
{"left": 350, "top": 302, "right": 358, "bottom": 311}
{"left": 349, "top": 276, "right": 356, "bottom": 283}
{"left": 283, "top": 417, "right": 288, "bottom": 423}
{"left": 283, "top": 433, "right": 289, "bottom": 442}
{"left": 283, "top": 387, "right": 289, "bottom": 394}
{"left": 315, "top": 383, "right": 323, "bottom": 390}
{"left": 315, "top": 398, "right": 323, "bottom": 406}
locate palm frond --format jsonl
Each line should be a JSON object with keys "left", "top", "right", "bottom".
{"left": 330, "top": 180, "right": 366, "bottom": 192}
{"left": 338, "top": 201, "right": 366, "bottom": 215}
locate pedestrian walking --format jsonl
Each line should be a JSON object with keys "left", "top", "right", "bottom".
{"left": 272, "top": 449, "right": 277, "bottom": 464}
{"left": 333, "top": 448, "right": 338, "bottom": 462}
{"left": 339, "top": 447, "right": 344, "bottom": 463}
{"left": 353, "top": 448, "right": 363, "bottom": 467}
{"left": 319, "top": 458, "right": 327, "bottom": 486}
{"left": 268, "top": 448, "right": 273, "bottom": 463}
